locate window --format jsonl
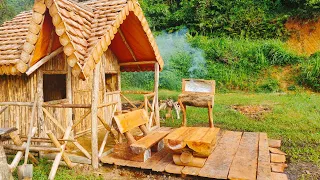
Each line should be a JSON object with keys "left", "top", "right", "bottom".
{"left": 43, "top": 74, "right": 66, "bottom": 102}
{"left": 105, "top": 74, "right": 118, "bottom": 92}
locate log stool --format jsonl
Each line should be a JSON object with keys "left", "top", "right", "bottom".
{"left": 164, "top": 127, "right": 220, "bottom": 168}
{"left": 178, "top": 79, "right": 215, "bottom": 127}
{"left": 0, "top": 127, "right": 17, "bottom": 180}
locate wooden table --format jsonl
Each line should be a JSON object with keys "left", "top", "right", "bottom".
{"left": 164, "top": 127, "right": 220, "bottom": 167}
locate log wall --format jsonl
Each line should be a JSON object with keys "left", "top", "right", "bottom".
{"left": 0, "top": 49, "right": 121, "bottom": 138}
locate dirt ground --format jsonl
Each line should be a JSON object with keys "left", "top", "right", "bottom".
{"left": 75, "top": 162, "right": 320, "bottom": 180}
{"left": 286, "top": 162, "right": 320, "bottom": 180}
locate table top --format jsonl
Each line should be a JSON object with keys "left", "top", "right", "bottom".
{"left": 164, "top": 127, "right": 220, "bottom": 157}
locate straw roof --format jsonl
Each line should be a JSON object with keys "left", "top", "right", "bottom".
{"left": 0, "top": 0, "right": 164, "bottom": 78}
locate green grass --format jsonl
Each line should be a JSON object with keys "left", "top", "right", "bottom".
{"left": 11, "top": 158, "right": 102, "bottom": 180}
{"left": 159, "top": 90, "right": 320, "bottom": 166}
{"left": 10, "top": 90, "right": 319, "bottom": 179}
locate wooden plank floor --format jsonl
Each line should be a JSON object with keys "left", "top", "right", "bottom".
{"left": 100, "top": 130, "right": 273, "bottom": 180}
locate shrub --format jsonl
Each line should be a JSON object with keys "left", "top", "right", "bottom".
{"left": 298, "top": 52, "right": 320, "bottom": 91}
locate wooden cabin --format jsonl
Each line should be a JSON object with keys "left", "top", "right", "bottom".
{"left": 0, "top": 0, "right": 164, "bottom": 170}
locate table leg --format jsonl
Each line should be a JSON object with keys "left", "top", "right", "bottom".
{"left": 208, "top": 101, "right": 214, "bottom": 128}
{"left": 178, "top": 100, "right": 187, "bottom": 127}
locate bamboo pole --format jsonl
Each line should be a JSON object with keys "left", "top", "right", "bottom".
{"left": 71, "top": 110, "right": 91, "bottom": 129}
{"left": 42, "top": 107, "right": 66, "bottom": 132}
{"left": 118, "top": 29, "right": 141, "bottom": 70}
{"left": 0, "top": 106, "right": 8, "bottom": 115}
{"left": 47, "top": 126, "right": 75, "bottom": 180}
{"left": 26, "top": 47, "right": 63, "bottom": 75}
{"left": 8, "top": 129, "right": 38, "bottom": 171}
{"left": 4, "top": 144, "right": 60, "bottom": 152}
{"left": 120, "top": 93, "right": 137, "bottom": 108}
{"left": 91, "top": 62, "right": 100, "bottom": 169}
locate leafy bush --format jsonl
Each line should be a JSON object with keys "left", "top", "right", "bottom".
{"left": 140, "top": 0, "right": 290, "bottom": 39}
{"left": 123, "top": 32, "right": 306, "bottom": 92}
{"left": 298, "top": 52, "right": 320, "bottom": 91}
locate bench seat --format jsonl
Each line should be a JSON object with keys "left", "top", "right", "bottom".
{"left": 130, "top": 130, "right": 170, "bottom": 154}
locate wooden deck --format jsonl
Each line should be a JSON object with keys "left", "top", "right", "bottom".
{"left": 101, "top": 130, "right": 287, "bottom": 179}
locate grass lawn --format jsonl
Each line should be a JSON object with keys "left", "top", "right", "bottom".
{"left": 158, "top": 90, "right": 320, "bottom": 167}
{"left": 11, "top": 90, "right": 320, "bottom": 179}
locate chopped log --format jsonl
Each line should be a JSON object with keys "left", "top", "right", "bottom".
{"left": 55, "top": 22, "right": 65, "bottom": 36}
{"left": 4, "top": 144, "right": 60, "bottom": 152}
{"left": 178, "top": 94, "right": 214, "bottom": 107}
{"left": 59, "top": 33, "right": 70, "bottom": 46}
{"left": 22, "top": 42, "right": 35, "bottom": 54}
{"left": 173, "top": 154, "right": 206, "bottom": 168}
{"left": 29, "top": 21, "right": 41, "bottom": 34}
{"left": 270, "top": 153, "right": 286, "bottom": 163}
{"left": 113, "top": 143, "right": 151, "bottom": 162}
{"left": 185, "top": 128, "right": 220, "bottom": 157}
{"left": 271, "top": 163, "right": 288, "bottom": 173}
{"left": 33, "top": 1, "right": 46, "bottom": 14}
{"left": 63, "top": 43, "right": 75, "bottom": 56}
{"left": 269, "top": 147, "right": 287, "bottom": 155}
{"left": 0, "top": 141, "right": 12, "bottom": 180}
{"left": 67, "top": 53, "right": 77, "bottom": 67}
{"left": 16, "top": 61, "right": 29, "bottom": 73}
{"left": 32, "top": 12, "right": 43, "bottom": 24}
{"left": 268, "top": 139, "right": 281, "bottom": 148}
{"left": 45, "top": 0, "right": 53, "bottom": 8}
{"left": 20, "top": 50, "right": 31, "bottom": 63}
{"left": 271, "top": 172, "right": 288, "bottom": 180}
{"left": 26, "top": 32, "right": 38, "bottom": 45}
{"left": 52, "top": 14, "right": 62, "bottom": 26}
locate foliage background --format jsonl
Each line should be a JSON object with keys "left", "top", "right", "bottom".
{"left": 0, "top": 0, "right": 320, "bottom": 92}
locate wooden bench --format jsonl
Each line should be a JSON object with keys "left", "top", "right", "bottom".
{"left": 113, "top": 109, "right": 169, "bottom": 162}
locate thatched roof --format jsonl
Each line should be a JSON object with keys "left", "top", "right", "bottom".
{"left": 0, "top": 0, "right": 163, "bottom": 78}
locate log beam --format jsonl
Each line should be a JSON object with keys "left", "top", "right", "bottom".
{"left": 26, "top": 47, "right": 63, "bottom": 75}
{"left": 91, "top": 62, "right": 100, "bottom": 169}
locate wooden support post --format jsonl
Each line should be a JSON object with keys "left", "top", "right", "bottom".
{"left": 42, "top": 107, "right": 66, "bottom": 132}
{"left": 47, "top": 126, "right": 75, "bottom": 180}
{"left": 37, "top": 69, "right": 46, "bottom": 159}
{"left": 91, "top": 62, "right": 100, "bottom": 169}
{"left": 154, "top": 63, "right": 160, "bottom": 127}
{"left": 178, "top": 100, "right": 187, "bottom": 127}
{"left": 9, "top": 129, "right": 38, "bottom": 171}
{"left": 72, "top": 110, "right": 91, "bottom": 129}
{"left": 139, "top": 125, "right": 149, "bottom": 136}
{"left": 99, "top": 55, "right": 109, "bottom": 158}
{"left": 121, "top": 93, "right": 137, "bottom": 109}
{"left": 67, "top": 66, "right": 73, "bottom": 130}
{"left": 208, "top": 101, "right": 214, "bottom": 128}
{"left": 72, "top": 141, "right": 91, "bottom": 160}
{"left": 124, "top": 132, "right": 136, "bottom": 145}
